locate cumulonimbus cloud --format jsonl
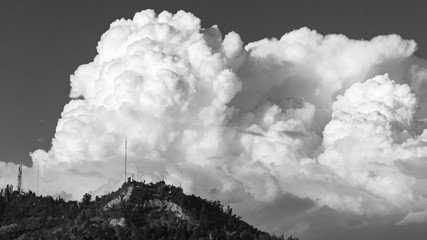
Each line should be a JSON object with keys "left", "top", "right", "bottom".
{"left": 2, "top": 9, "right": 427, "bottom": 238}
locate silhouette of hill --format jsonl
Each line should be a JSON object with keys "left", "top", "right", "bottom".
{"left": 0, "top": 181, "right": 299, "bottom": 239}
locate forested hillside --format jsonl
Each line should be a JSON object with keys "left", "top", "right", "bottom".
{"left": 0, "top": 181, "right": 298, "bottom": 240}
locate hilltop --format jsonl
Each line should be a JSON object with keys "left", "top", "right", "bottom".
{"left": 0, "top": 180, "right": 298, "bottom": 240}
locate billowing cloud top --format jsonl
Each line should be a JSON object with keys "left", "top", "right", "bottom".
{"left": 2, "top": 9, "right": 427, "bottom": 239}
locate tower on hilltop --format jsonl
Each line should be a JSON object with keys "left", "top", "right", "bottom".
{"left": 17, "top": 163, "right": 22, "bottom": 193}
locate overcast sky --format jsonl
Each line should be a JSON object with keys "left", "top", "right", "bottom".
{"left": 2, "top": 1, "right": 427, "bottom": 239}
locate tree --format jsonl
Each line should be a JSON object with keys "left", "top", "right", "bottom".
{"left": 226, "top": 205, "right": 233, "bottom": 216}
{"left": 239, "top": 230, "right": 254, "bottom": 240}
{"left": 0, "top": 192, "right": 5, "bottom": 220}
{"left": 5, "top": 185, "right": 13, "bottom": 202}
{"left": 82, "top": 193, "right": 92, "bottom": 206}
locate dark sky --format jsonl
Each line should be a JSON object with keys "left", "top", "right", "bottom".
{"left": 1, "top": 0, "right": 427, "bottom": 166}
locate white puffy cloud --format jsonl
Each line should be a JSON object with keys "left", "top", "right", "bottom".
{"left": 27, "top": 10, "right": 243, "bottom": 199}
{"left": 230, "top": 27, "right": 419, "bottom": 134}
{"left": 319, "top": 74, "right": 424, "bottom": 213}
{"left": 2, "top": 9, "right": 427, "bottom": 239}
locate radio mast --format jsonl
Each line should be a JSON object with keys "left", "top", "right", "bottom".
{"left": 17, "top": 163, "right": 22, "bottom": 193}
{"left": 37, "top": 165, "right": 40, "bottom": 195}
{"left": 125, "top": 137, "right": 127, "bottom": 183}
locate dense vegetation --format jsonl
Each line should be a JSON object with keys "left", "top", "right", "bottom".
{"left": 0, "top": 181, "right": 299, "bottom": 240}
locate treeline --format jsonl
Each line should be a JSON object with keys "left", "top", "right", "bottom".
{"left": 0, "top": 185, "right": 78, "bottom": 225}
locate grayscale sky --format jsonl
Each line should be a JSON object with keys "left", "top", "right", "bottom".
{"left": 2, "top": 1, "right": 427, "bottom": 240}
{"left": 1, "top": 1, "right": 427, "bottom": 165}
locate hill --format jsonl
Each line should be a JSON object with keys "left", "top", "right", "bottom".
{"left": 0, "top": 180, "right": 298, "bottom": 240}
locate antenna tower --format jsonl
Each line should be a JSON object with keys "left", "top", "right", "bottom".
{"left": 125, "top": 137, "right": 127, "bottom": 183}
{"left": 17, "top": 163, "right": 22, "bottom": 192}
{"left": 37, "top": 165, "right": 40, "bottom": 195}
